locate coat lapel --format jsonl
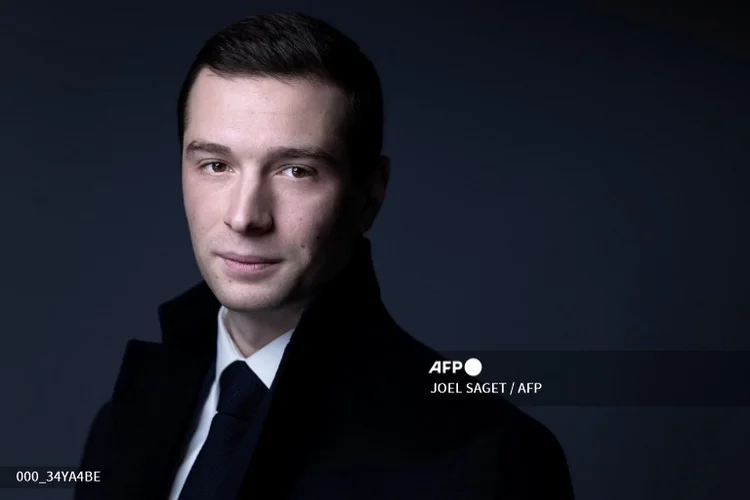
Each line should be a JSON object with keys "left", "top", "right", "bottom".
{"left": 108, "top": 342, "right": 212, "bottom": 499}
{"left": 108, "top": 282, "right": 221, "bottom": 499}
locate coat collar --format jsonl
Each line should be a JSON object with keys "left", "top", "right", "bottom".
{"left": 108, "top": 236, "right": 388, "bottom": 499}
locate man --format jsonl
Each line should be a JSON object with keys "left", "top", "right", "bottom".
{"left": 75, "top": 11, "right": 574, "bottom": 500}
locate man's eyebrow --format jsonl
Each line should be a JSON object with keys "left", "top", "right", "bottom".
{"left": 184, "top": 140, "right": 231, "bottom": 157}
{"left": 184, "top": 140, "right": 342, "bottom": 166}
{"left": 269, "top": 145, "right": 342, "bottom": 167}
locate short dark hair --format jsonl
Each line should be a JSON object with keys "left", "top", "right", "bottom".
{"left": 177, "top": 11, "right": 384, "bottom": 181}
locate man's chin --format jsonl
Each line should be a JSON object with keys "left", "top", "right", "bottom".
{"left": 212, "top": 289, "right": 283, "bottom": 312}
{"left": 205, "top": 277, "right": 293, "bottom": 310}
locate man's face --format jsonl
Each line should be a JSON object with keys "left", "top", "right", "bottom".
{"left": 182, "top": 69, "right": 359, "bottom": 313}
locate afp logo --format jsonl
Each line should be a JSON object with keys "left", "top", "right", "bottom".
{"left": 428, "top": 358, "right": 482, "bottom": 376}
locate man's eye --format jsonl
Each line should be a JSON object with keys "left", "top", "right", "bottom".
{"left": 201, "top": 162, "right": 229, "bottom": 173}
{"left": 281, "top": 166, "right": 314, "bottom": 179}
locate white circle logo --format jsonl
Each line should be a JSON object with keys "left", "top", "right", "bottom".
{"left": 464, "top": 358, "right": 482, "bottom": 376}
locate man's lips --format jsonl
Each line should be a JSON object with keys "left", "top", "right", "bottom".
{"left": 216, "top": 252, "right": 282, "bottom": 265}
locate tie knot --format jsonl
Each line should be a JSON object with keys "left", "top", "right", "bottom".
{"left": 217, "top": 360, "right": 267, "bottom": 420}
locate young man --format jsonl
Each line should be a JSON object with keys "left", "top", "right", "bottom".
{"left": 75, "top": 12, "right": 574, "bottom": 500}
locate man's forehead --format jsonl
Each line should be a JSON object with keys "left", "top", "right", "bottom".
{"left": 184, "top": 70, "right": 348, "bottom": 142}
{"left": 188, "top": 69, "right": 346, "bottom": 112}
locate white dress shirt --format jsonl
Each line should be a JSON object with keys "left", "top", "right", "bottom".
{"left": 168, "top": 305, "right": 294, "bottom": 500}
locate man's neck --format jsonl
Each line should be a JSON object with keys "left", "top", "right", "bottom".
{"left": 223, "top": 302, "right": 307, "bottom": 358}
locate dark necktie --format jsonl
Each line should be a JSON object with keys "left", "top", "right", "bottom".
{"left": 178, "top": 360, "right": 268, "bottom": 500}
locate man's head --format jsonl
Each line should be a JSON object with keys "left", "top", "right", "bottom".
{"left": 178, "top": 12, "right": 389, "bottom": 314}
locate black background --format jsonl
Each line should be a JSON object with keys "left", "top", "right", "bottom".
{"left": 1, "top": 1, "right": 748, "bottom": 498}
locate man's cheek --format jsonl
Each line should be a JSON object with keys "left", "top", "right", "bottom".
{"left": 300, "top": 203, "right": 338, "bottom": 235}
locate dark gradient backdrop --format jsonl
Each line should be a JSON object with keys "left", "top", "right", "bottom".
{"left": 1, "top": 1, "right": 748, "bottom": 499}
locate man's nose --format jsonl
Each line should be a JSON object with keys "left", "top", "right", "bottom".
{"left": 223, "top": 174, "right": 273, "bottom": 234}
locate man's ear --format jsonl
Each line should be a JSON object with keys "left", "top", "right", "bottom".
{"left": 358, "top": 155, "right": 390, "bottom": 233}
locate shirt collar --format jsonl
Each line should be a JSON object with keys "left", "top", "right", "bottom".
{"left": 216, "top": 305, "right": 294, "bottom": 388}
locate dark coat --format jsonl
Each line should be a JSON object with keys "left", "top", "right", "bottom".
{"left": 75, "top": 238, "right": 574, "bottom": 500}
